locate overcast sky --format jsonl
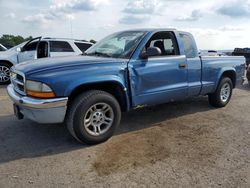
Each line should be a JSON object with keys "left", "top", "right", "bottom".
{"left": 0, "top": 0, "right": 250, "bottom": 50}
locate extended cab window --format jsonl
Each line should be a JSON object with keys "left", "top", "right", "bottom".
{"left": 50, "top": 41, "right": 74, "bottom": 52}
{"left": 74, "top": 42, "right": 92, "bottom": 53}
{"left": 180, "top": 33, "right": 197, "bottom": 58}
{"left": 145, "top": 31, "right": 180, "bottom": 57}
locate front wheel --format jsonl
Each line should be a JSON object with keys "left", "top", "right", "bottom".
{"left": 0, "top": 62, "right": 11, "bottom": 85}
{"left": 66, "top": 90, "right": 121, "bottom": 145}
{"left": 208, "top": 77, "right": 233, "bottom": 107}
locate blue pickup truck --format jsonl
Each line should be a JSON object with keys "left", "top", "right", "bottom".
{"left": 7, "top": 29, "right": 245, "bottom": 144}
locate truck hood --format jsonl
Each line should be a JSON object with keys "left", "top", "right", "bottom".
{"left": 14, "top": 55, "right": 127, "bottom": 75}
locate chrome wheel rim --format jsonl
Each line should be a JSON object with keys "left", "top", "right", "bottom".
{"left": 0, "top": 66, "right": 10, "bottom": 83}
{"left": 83, "top": 103, "right": 114, "bottom": 136}
{"left": 220, "top": 83, "right": 231, "bottom": 103}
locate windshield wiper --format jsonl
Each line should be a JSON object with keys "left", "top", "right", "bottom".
{"left": 85, "top": 51, "right": 112, "bottom": 58}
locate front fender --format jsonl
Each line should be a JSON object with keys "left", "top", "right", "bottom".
{"left": 64, "top": 75, "right": 127, "bottom": 96}
{"left": 0, "top": 52, "right": 18, "bottom": 65}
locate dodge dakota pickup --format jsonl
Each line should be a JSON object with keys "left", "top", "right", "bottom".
{"left": 7, "top": 29, "right": 245, "bottom": 144}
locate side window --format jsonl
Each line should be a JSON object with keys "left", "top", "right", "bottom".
{"left": 74, "top": 42, "right": 92, "bottom": 52}
{"left": 180, "top": 34, "right": 197, "bottom": 58}
{"left": 145, "top": 31, "right": 179, "bottom": 57}
{"left": 23, "top": 41, "right": 38, "bottom": 51}
{"left": 50, "top": 41, "right": 74, "bottom": 52}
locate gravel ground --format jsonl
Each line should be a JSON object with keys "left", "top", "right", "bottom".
{"left": 0, "top": 84, "right": 250, "bottom": 187}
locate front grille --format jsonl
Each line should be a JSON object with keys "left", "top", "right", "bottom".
{"left": 16, "top": 74, "right": 24, "bottom": 82}
{"left": 10, "top": 70, "right": 26, "bottom": 95}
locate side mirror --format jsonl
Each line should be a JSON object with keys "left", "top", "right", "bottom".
{"left": 16, "top": 47, "right": 22, "bottom": 52}
{"left": 147, "top": 47, "right": 162, "bottom": 57}
{"left": 140, "top": 47, "right": 162, "bottom": 59}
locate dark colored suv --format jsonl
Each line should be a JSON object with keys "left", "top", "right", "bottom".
{"left": 232, "top": 48, "right": 250, "bottom": 83}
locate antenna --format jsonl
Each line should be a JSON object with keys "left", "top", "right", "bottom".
{"left": 70, "top": 19, "right": 73, "bottom": 38}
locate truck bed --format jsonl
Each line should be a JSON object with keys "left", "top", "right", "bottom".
{"left": 200, "top": 56, "right": 245, "bottom": 95}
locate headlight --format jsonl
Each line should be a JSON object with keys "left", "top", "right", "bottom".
{"left": 26, "top": 80, "right": 56, "bottom": 98}
{"left": 10, "top": 72, "right": 17, "bottom": 80}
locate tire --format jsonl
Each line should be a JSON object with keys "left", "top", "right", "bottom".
{"left": 208, "top": 77, "right": 233, "bottom": 107}
{"left": 66, "top": 90, "right": 121, "bottom": 145}
{"left": 0, "top": 62, "right": 11, "bottom": 85}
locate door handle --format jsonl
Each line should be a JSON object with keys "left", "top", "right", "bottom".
{"left": 179, "top": 64, "right": 187, "bottom": 69}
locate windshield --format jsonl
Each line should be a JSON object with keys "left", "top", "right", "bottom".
{"left": 85, "top": 31, "right": 146, "bottom": 59}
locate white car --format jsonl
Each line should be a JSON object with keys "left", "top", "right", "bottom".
{"left": 0, "top": 37, "right": 93, "bottom": 84}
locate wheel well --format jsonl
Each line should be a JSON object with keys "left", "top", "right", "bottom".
{"left": 221, "top": 71, "right": 236, "bottom": 88}
{"left": 0, "top": 60, "right": 13, "bottom": 67}
{"left": 68, "top": 82, "right": 128, "bottom": 112}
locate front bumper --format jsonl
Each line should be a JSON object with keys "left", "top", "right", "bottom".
{"left": 7, "top": 84, "right": 68, "bottom": 124}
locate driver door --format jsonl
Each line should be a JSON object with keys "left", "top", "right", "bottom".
{"left": 129, "top": 31, "right": 188, "bottom": 107}
{"left": 17, "top": 37, "right": 41, "bottom": 63}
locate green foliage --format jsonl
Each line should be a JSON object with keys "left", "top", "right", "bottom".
{"left": 0, "top": 35, "right": 32, "bottom": 48}
{"left": 90, "top": 39, "right": 97, "bottom": 44}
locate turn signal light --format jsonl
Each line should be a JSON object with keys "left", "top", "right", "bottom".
{"left": 27, "top": 90, "right": 56, "bottom": 99}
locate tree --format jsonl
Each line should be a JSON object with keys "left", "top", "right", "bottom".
{"left": 0, "top": 35, "right": 33, "bottom": 48}
{"left": 90, "top": 39, "right": 97, "bottom": 44}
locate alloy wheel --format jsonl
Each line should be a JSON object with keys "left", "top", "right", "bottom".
{"left": 0, "top": 65, "right": 10, "bottom": 83}
{"left": 83, "top": 103, "right": 114, "bottom": 136}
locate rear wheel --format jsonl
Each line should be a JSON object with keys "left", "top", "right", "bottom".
{"left": 208, "top": 77, "right": 233, "bottom": 107}
{"left": 0, "top": 62, "right": 11, "bottom": 85}
{"left": 66, "top": 90, "right": 121, "bottom": 144}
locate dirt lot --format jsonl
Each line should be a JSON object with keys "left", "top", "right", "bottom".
{"left": 0, "top": 84, "right": 250, "bottom": 187}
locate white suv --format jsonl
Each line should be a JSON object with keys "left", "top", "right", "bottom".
{"left": 0, "top": 37, "right": 93, "bottom": 84}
